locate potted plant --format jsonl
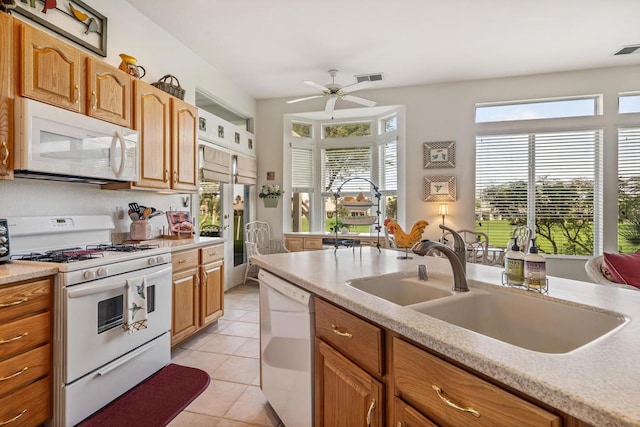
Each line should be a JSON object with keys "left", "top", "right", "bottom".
{"left": 259, "top": 184, "right": 284, "bottom": 208}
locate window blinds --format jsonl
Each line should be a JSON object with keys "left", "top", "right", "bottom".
{"left": 382, "top": 140, "right": 398, "bottom": 192}
{"left": 321, "top": 147, "right": 372, "bottom": 192}
{"left": 200, "top": 146, "right": 231, "bottom": 183}
{"left": 476, "top": 130, "right": 600, "bottom": 255}
{"left": 291, "top": 147, "right": 314, "bottom": 193}
{"left": 618, "top": 128, "right": 640, "bottom": 252}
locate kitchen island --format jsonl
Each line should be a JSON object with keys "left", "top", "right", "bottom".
{"left": 252, "top": 247, "right": 640, "bottom": 426}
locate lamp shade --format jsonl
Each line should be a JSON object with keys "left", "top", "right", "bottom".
{"left": 438, "top": 204, "right": 449, "bottom": 216}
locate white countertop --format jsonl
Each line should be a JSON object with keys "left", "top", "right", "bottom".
{"left": 252, "top": 247, "right": 640, "bottom": 427}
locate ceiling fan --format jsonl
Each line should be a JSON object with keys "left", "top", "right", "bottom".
{"left": 287, "top": 69, "right": 377, "bottom": 117}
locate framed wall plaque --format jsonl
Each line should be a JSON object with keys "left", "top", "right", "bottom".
{"left": 424, "top": 175, "right": 456, "bottom": 202}
{"left": 13, "top": 0, "right": 107, "bottom": 57}
{"left": 424, "top": 141, "right": 455, "bottom": 169}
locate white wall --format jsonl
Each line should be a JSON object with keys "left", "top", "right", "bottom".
{"left": 256, "top": 65, "right": 640, "bottom": 281}
{"left": 0, "top": 0, "right": 256, "bottom": 240}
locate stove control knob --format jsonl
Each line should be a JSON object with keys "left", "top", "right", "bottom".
{"left": 0, "top": 236, "right": 6, "bottom": 243}
{"left": 83, "top": 270, "right": 96, "bottom": 280}
{"left": 0, "top": 247, "right": 7, "bottom": 255}
{"left": 97, "top": 267, "right": 108, "bottom": 277}
{"left": 156, "top": 256, "right": 166, "bottom": 264}
{"left": 147, "top": 257, "right": 157, "bottom": 266}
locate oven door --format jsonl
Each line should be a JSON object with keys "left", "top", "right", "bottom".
{"left": 63, "top": 264, "right": 171, "bottom": 383}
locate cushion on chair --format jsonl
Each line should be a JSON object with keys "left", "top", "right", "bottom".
{"left": 603, "top": 251, "right": 640, "bottom": 289}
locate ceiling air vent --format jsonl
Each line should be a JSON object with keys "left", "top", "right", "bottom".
{"left": 614, "top": 45, "right": 640, "bottom": 55}
{"left": 355, "top": 72, "right": 384, "bottom": 83}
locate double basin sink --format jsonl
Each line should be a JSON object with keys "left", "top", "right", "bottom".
{"left": 347, "top": 272, "right": 627, "bottom": 354}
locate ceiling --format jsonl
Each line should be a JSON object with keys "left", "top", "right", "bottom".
{"left": 125, "top": 0, "right": 640, "bottom": 102}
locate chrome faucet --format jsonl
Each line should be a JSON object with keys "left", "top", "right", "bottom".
{"left": 411, "top": 225, "right": 469, "bottom": 292}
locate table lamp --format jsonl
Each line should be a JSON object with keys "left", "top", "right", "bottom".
{"left": 438, "top": 203, "right": 448, "bottom": 230}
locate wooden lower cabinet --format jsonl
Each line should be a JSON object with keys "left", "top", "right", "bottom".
{"left": 315, "top": 297, "right": 588, "bottom": 427}
{"left": 315, "top": 339, "right": 383, "bottom": 427}
{"left": 0, "top": 276, "right": 53, "bottom": 426}
{"left": 171, "top": 244, "right": 224, "bottom": 346}
{"left": 285, "top": 233, "right": 386, "bottom": 252}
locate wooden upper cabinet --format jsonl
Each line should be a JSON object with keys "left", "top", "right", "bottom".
{"left": 134, "top": 80, "right": 171, "bottom": 190}
{"left": 0, "top": 12, "right": 13, "bottom": 180}
{"left": 171, "top": 98, "right": 198, "bottom": 191}
{"left": 86, "top": 58, "right": 132, "bottom": 127}
{"left": 20, "top": 24, "right": 82, "bottom": 112}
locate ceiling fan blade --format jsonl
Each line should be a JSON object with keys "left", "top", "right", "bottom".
{"left": 343, "top": 94, "right": 377, "bottom": 107}
{"left": 325, "top": 96, "right": 337, "bottom": 116}
{"left": 286, "top": 95, "right": 324, "bottom": 104}
{"left": 304, "top": 80, "right": 330, "bottom": 92}
{"left": 340, "top": 80, "right": 373, "bottom": 94}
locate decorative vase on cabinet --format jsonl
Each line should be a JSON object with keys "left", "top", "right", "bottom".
{"left": 263, "top": 196, "right": 280, "bottom": 208}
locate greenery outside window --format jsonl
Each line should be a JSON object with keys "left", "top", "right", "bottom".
{"left": 292, "top": 121, "right": 312, "bottom": 138}
{"left": 322, "top": 121, "right": 372, "bottom": 139}
{"left": 618, "top": 128, "right": 640, "bottom": 252}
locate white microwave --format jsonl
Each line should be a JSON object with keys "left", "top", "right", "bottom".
{"left": 14, "top": 98, "right": 138, "bottom": 183}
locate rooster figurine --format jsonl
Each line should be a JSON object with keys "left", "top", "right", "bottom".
{"left": 385, "top": 219, "right": 429, "bottom": 248}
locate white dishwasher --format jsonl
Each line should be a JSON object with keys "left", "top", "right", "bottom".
{"left": 259, "top": 269, "right": 314, "bottom": 427}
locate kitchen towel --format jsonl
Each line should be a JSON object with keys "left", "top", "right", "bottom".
{"left": 123, "top": 276, "right": 148, "bottom": 333}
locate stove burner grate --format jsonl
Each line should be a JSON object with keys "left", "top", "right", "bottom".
{"left": 11, "top": 248, "right": 105, "bottom": 263}
{"left": 86, "top": 243, "right": 159, "bottom": 253}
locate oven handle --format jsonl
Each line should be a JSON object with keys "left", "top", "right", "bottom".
{"left": 96, "top": 338, "right": 159, "bottom": 377}
{"left": 67, "top": 266, "right": 172, "bottom": 298}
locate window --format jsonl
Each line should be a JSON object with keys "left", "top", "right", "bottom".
{"left": 291, "top": 147, "right": 314, "bottom": 232}
{"left": 475, "top": 130, "right": 602, "bottom": 256}
{"left": 618, "top": 128, "right": 640, "bottom": 252}
{"left": 475, "top": 97, "right": 598, "bottom": 123}
{"left": 619, "top": 95, "right": 640, "bottom": 114}
{"left": 292, "top": 122, "right": 312, "bottom": 138}
{"left": 322, "top": 121, "right": 372, "bottom": 138}
{"left": 381, "top": 115, "right": 397, "bottom": 133}
{"left": 322, "top": 147, "right": 372, "bottom": 192}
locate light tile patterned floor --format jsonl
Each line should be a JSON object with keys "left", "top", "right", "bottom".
{"left": 169, "top": 283, "right": 283, "bottom": 427}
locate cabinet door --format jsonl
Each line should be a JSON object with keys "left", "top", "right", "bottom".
{"left": 86, "top": 58, "right": 131, "bottom": 127}
{"left": 134, "top": 80, "right": 171, "bottom": 189}
{"left": 395, "top": 397, "right": 438, "bottom": 427}
{"left": 285, "top": 237, "right": 304, "bottom": 252}
{"left": 200, "top": 260, "right": 224, "bottom": 326}
{"left": 21, "top": 24, "right": 82, "bottom": 112}
{"left": 171, "top": 268, "right": 199, "bottom": 346}
{"left": 315, "top": 339, "right": 383, "bottom": 427}
{"left": 0, "top": 13, "right": 12, "bottom": 179}
{"left": 170, "top": 98, "right": 198, "bottom": 191}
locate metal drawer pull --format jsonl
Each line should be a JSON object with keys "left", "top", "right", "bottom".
{"left": 1, "top": 140, "right": 8, "bottom": 166}
{"left": 0, "top": 367, "right": 28, "bottom": 382}
{"left": 366, "top": 399, "right": 375, "bottom": 426}
{"left": 178, "top": 258, "right": 191, "bottom": 264}
{"left": 432, "top": 384, "right": 480, "bottom": 417}
{"left": 331, "top": 324, "right": 352, "bottom": 338}
{"left": 0, "top": 332, "right": 28, "bottom": 345}
{"left": 0, "top": 409, "right": 27, "bottom": 426}
{"left": 0, "top": 297, "right": 29, "bottom": 308}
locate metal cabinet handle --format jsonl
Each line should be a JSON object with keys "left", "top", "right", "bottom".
{"left": 366, "top": 399, "right": 376, "bottom": 426}
{"left": 0, "top": 140, "right": 8, "bottom": 166}
{"left": 91, "top": 90, "right": 97, "bottom": 110}
{"left": 164, "top": 169, "right": 169, "bottom": 183}
{"left": 0, "top": 332, "right": 28, "bottom": 345}
{"left": 173, "top": 170, "right": 178, "bottom": 184}
{"left": 0, "top": 409, "right": 27, "bottom": 426}
{"left": 0, "top": 297, "right": 28, "bottom": 308}
{"left": 0, "top": 367, "right": 28, "bottom": 382}
{"left": 202, "top": 270, "right": 208, "bottom": 282}
{"left": 74, "top": 84, "right": 80, "bottom": 104}
{"left": 432, "top": 385, "right": 480, "bottom": 417}
{"left": 178, "top": 258, "right": 191, "bottom": 264}
{"left": 331, "top": 324, "right": 352, "bottom": 338}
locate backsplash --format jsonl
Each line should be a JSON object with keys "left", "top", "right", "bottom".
{"left": 0, "top": 178, "right": 191, "bottom": 239}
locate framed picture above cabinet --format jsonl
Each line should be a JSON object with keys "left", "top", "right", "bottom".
{"left": 13, "top": 0, "right": 107, "bottom": 57}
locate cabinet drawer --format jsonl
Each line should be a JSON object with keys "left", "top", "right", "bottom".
{"left": 200, "top": 244, "right": 224, "bottom": 264}
{"left": 315, "top": 298, "right": 383, "bottom": 376}
{"left": 0, "top": 311, "right": 50, "bottom": 360}
{"left": 172, "top": 249, "right": 199, "bottom": 273}
{"left": 393, "top": 338, "right": 561, "bottom": 427}
{"left": 303, "top": 238, "right": 323, "bottom": 250}
{"left": 0, "top": 278, "right": 51, "bottom": 323}
{"left": 285, "top": 237, "right": 304, "bottom": 252}
{"left": 0, "top": 375, "right": 50, "bottom": 426}
{"left": 0, "top": 344, "right": 50, "bottom": 396}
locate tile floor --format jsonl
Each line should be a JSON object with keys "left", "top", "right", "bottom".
{"left": 168, "top": 283, "right": 283, "bottom": 427}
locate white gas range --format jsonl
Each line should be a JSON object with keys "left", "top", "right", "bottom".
{"left": 8, "top": 215, "right": 172, "bottom": 427}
